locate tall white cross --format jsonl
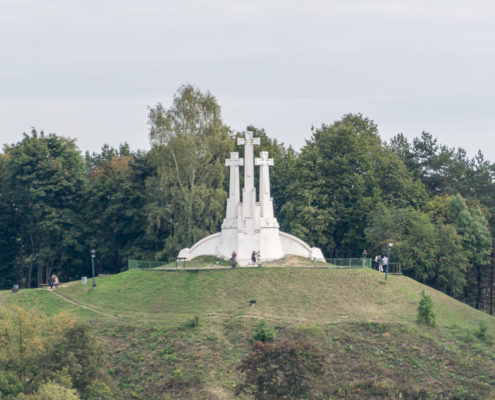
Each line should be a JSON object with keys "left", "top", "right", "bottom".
{"left": 238, "top": 132, "right": 260, "bottom": 220}
{"left": 225, "top": 152, "right": 244, "bottom": 219}
{"left": 237, "top": 132, "right": 260, "bottom": 192}
{"left": 255, "top": 151, "right": 274, "bottom": 218}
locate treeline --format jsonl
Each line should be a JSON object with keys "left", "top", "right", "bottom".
{"left": 1, "top": 85, "right": 494, "bottom": 312}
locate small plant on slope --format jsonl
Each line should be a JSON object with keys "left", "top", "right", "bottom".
{"left": 417, "top": 290, "right": 436, "bottom": 327}
{"left": 253, "top": 320, "right": 276, "bottom": 343}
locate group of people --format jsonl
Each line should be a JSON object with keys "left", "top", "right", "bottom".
{"left": 49, "top": 274, "right": 60, "bottom": 289}
{"left": 230, "top": 250, "right": 262, "bottom": 268}
{"left": 251, "top": 250, "right": 261, "bottom": 266}
{"left": 374, "top": 255, "right": 388, "bottom": 272}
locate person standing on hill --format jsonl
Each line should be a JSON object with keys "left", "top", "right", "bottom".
{"left": 231, "top": 250, "right": 237, "bottom": 268}
{"left": 382, "top": 255, "right": 388, "bottom": 273}
{"left": 378, "top": 255, "right": 383, "bottom": 272}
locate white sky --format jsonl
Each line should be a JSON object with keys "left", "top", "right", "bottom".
{"left": 1, "top": 0, "right": 494, "bottom": 161}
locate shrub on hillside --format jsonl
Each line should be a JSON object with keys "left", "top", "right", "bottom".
{"left": 253, "top": 320, "right": 276, "bottom": 343}
{"left": 475, "top": 320, "right": 488, "bottom": 341}
{"left": 416, "top": 290, "right": 436, "bottom": 327}
{"left": 16, "top": 382, "right": 81, "bottom": 400}
{"left": 236, "top": 340, "right": 325, "bottom": 399}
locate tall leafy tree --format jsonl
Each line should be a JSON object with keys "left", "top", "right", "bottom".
{"left": 365, "top": 205, "right": 438, "bottom": 282}
{"left": 84, "top": 145, "right": 154, "bottom": 273}
{"left": 281, "top": 114, "right": 425, "bottom": 257}
{"left": 4, "top": 130, "right": 86, "bottom": 287}
{"left": 146, "top": 85, "right": 233, "bottom": 259}
{"left": 448, "top": 194, "right": 492, "bottom": 307}
{"left": 0, "top": 152, "right": 19, "bottom": 288}
{"left": 434, "top": 223, "right": 468, "bottom": 297}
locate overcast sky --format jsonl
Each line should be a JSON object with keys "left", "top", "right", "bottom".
{"left": 1, "top": 0, "right": 494, "bottom": 161}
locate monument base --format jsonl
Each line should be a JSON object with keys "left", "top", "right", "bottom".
{"left": 177, "top": 230, "right": 325, "bottom": 266}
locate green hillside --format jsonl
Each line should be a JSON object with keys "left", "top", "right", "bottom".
{"left": 2, "top": 267, "right": 495, "bottom": 399}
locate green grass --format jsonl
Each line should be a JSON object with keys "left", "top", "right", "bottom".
{"left": 1, "top": 267, "right": 495, "bottom": 399}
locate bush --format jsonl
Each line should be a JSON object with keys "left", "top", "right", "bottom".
{"left": 17, "top": 382, "right": 81, "bottom": 400}
{"left": 236, "top": 340, "right": 325, "bottom": 399}
{"left": 416, "top": 290, "right": 436, "bottom": 327}
{"left": 475, "top": 321, "right": 488, "bottom": 341}
{"left": 253, "top": 320, "right": 276, "bottom": 343}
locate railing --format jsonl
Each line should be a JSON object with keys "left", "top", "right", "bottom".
{"left": 369, "top": 261, "right": 402, "bottom": 274}
{"left": 128, "top": 257, "right": 401, "bottom": 274}
{"left": 326, "top": 258, "right": 372, "bottom": 268}
{"left": 128, "top": 259, "right": 168, "bottom": 269}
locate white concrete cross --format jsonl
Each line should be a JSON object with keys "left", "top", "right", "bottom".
{"left": 238, "top": 132, "right": 260, "bottom": 220}
{"left": 225, "top": 152, "right": 244, "bottom": 204}
{"left": 255, "top": 151, "right": 274, "bottom": 218}
{"left": 237, "top": 132, "right": 260, "bottom": 191}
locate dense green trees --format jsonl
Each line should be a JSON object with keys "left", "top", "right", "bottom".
{"left": 0, "top": 85, "right": 494, "bottom": 313}
{"left": 280, "top": 114, "right": 426, "bottom": 257}
{"left": 2, "top": 131, "right": 86, "bottom": 288}
{"left": 0, "top": 306, "right": 114, "bottom": 399}
{"left": 84, "top": 145, "right": 154, "bottom": 274}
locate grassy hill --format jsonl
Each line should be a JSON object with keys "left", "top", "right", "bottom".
{"left": 2, "top": 266, "right": 495, "bottom": 399}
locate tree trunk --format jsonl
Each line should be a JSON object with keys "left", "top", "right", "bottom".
{"left": 37, "top": 264, "right": 43, "bottom": 288}
{"left": 27, "top": 261, "right": 33, "bottom": 289}
{"left": 46, "top": 267, "right": 52, "bottom": 286}
{"left": 490, "top": 266, "right": 493, "bottom": 315}
{"left": 476, "top": 265, "right": 483, "bottom": 310}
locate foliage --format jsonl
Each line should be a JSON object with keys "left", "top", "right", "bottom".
{"left": 475, "top": 320, "right": 488, "bottom": 341}
{"left": 146, "top": 85, "right": 233, "bottom": 259}
{"left": 236, "top": 340, "right": 325, "bottom": 399}
{"left": 365, "top": 205, "right": 438, "bottom": 282}
{"left": 448, "top": 194, "right": 492, "bottom": 306}
{"left": 84, "top": 145, "right": 155, "bottom": 274}
{"left": 253, "top": 320, "right": 276, "bottom": 343}
{"left": 433, "top": 223, "right": 467, "bottom": 297}
{"left": 417, "top": 290, "right": 436, "bottom": 327}
{"left": 3, "top": 130, "right": 86, "bottom": 288}
{"left": 16, "top": 382, "right": 81, "bottom": 400}
{"left": 281, "top": 114, "right": 426, "bottom": 258}
{"left": 0, "top": 306, "right": 114, "bottom": 400}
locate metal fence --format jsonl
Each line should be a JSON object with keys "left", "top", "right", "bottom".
{"left": 326, "top": 258, "right": 372, "bottom": 268}
{"left": 368, "top": 261, "right": 402, "bottom": 274}
{"left": 128, "top": 257, "right": 401, "bottom": 274}
{"left": 128, "top": 259, "right": 169, "bottom": 269}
